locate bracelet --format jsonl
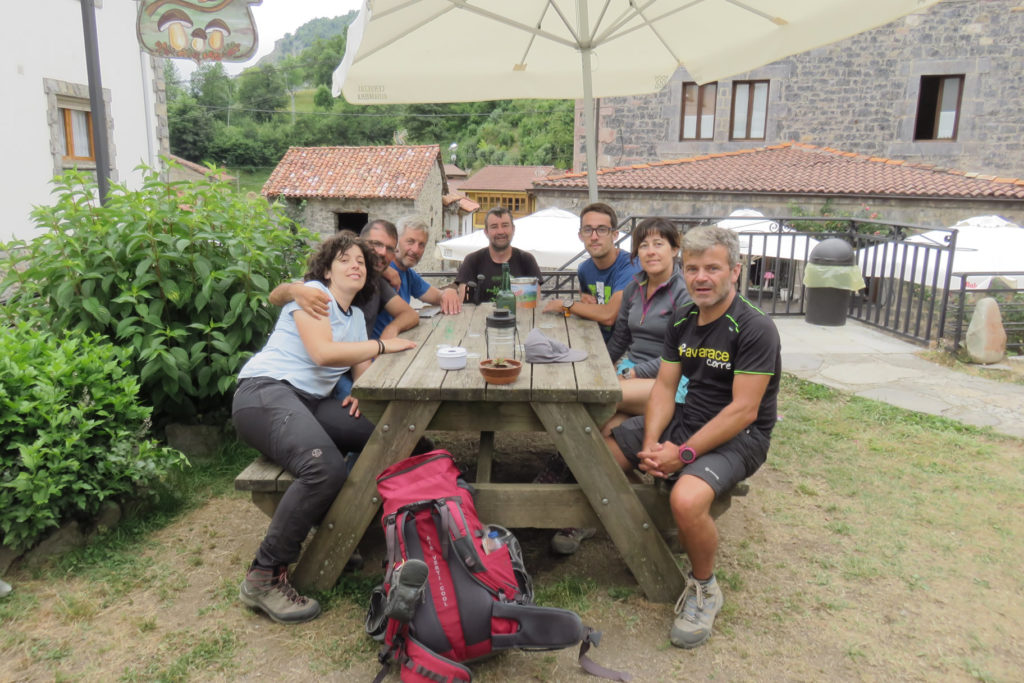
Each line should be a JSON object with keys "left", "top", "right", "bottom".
{"left": 377, "top": 339, "right": 386, "bottom": 356}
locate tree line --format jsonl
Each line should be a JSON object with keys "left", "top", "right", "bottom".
{"left": 166, "top": 32, "right": 574, "bottom": 174}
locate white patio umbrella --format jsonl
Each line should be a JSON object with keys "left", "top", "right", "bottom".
{"left": 333, "top": 1, "right": 941, "bottom": 202}
{"left": 436, "top": 206, "right": 631, "bottom": 269}
{"left": 717, "top": 208, "right": 818, "bottom": 261}
{"left": 858, "top": 215, "right": 1024, "bottom": 290}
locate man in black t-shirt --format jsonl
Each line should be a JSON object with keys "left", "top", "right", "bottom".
{"left": 440, "top": 207, "right": 542, "bottom": 314}
{"left": 607, "top": 225, "right": 781, "bottom": 651}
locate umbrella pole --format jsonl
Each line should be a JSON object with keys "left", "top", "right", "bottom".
{"left": 578, "top": 1, "right": 598, "bottom": 203}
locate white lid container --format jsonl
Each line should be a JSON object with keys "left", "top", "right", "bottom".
{"left": 436, "top": 345, "right": 468, "bottom": 370}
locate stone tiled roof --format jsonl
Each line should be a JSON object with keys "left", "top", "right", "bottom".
{"left": 443, "top": 192, "right": 479, "bottom": 213}
{"left": 444, "top": 164, "right": 467, "bottom": 179}
{"left": 534, "top": 142, "right": 1024, "bottom": 199}
{"left": 262, "top": 145, "right": 442, "bottom": 199}
{"left": 459, "top": 165, "right": 557, "bottom": 192}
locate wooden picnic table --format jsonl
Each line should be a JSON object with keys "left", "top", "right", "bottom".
{"left": 289, "top": 303, "right": 686, "bottom": 602}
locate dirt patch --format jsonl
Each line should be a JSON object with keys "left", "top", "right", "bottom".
{"left": 3, "top": 426, "right": 1022, "bottom": 681}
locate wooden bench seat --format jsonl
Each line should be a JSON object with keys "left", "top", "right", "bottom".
{"left": 234, "top": 456, "right": 747, "bottom": 531}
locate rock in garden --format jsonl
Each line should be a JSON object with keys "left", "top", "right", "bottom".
{"left": 965, "top": 297, "right": 1007, "bottom": 364}
{"left": 23, "top": 521, "right": 87, "bottom": 565}
{"left": 165, "top": 423, "right": 222, "bottom": 462}
{"left": 0, "top": 545, "right": 18, "bottom": 574}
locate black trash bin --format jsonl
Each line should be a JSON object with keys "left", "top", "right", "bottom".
{"left": 804, "top": 238, "right": 860, "bottom": 326}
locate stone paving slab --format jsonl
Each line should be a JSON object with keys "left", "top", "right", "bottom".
{"left": 773, "top": 317, "right": 1024, "bottom": 439}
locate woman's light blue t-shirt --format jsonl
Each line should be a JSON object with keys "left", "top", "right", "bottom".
{"left": 238, "top": 281, "right": 367, "bottom": 396}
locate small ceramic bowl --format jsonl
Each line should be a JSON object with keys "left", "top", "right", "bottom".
{"left": 437, "top": 346, "right": 468, "bottom": 370}
{"left": 478, "top": 359, "right": 522, "bottom": 384}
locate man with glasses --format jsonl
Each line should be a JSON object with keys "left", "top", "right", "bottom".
{"left": 540, "top": 202, "right": 640, "bottom": 556}
{"left": 270, "top": 219, "right": 418, "bottom": 341}
{"left": 543, "top": 202, "right": 639, "bottom": 342}
{"left": 373, "top": 215, "right": 447, "bottom": 336}
{"left": 441, "top": 206, "right": 542, "bottom": 314}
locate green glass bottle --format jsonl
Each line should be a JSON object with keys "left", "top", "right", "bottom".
{"left": 495, "top": 262, "right": 516, "bottom": 316}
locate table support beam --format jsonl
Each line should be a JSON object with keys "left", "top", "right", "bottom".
{"left": 531, "top": 402, "right": 686, "bottom": 603}
{"left": 292, "top": 400, "right": 440, "bottom": 591}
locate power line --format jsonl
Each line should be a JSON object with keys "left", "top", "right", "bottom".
{"left": 177, "top": 100, "right": 573, "bottom": 119}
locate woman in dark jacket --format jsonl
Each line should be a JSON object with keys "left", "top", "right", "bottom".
{"left": 603, "top": 217, "right": 691, "bottom": 435}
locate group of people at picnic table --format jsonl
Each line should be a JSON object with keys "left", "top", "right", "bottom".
{"left": 232, "top": 203, "right": 781, "bottom": 651}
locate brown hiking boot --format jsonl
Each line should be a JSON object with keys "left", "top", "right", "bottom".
{"left": 239, "top": 564, "right": 321, "bottom": 624}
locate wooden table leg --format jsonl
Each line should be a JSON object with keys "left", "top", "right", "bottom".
{"left": 476, "top": 430, "right": 495, "bottom": 482}
{"left": 292, "top": 400, "right": 439, "bottom": 591}
{"left": 531, "top": 402, "right": 685, "bottom": 603}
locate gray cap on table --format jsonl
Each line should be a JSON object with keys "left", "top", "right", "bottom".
{"left": 523, "top": 328, "right": 588, "bottom": 363}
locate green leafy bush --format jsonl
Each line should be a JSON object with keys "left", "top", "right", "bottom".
{"left": 0, "top": 165, "right": 312, "bottom": 420}
{"left": 0, "top": 322, "right": 187, "bottom": 552}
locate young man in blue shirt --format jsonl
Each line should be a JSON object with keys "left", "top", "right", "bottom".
{"left": 543, "top": 202, "right": 639, "bottom": 342}
{"left": 541, "top": 202, "right": 639, "bottom": 555}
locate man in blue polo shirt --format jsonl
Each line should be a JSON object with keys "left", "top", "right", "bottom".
{"left": 373, "top": 215, "right": 446, "bottom": 337}
{"left": 543, "top": 202, "right": 639, "bottom": 342}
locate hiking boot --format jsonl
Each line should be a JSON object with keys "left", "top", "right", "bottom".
{"left": 385, "top": 559, "right": 429, "bottom": 623}
{"left": 239, "top": 564, "right": 321, "bottom": 625}
{"left": 670, "top": 574, "right": 723, "bottom": 648}
{"left": 550, "top": 527, "right": 596, "bottom": 555}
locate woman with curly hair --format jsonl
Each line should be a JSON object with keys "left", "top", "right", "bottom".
{"left": 232, "top": 232, "right": 417, "bottom": 625}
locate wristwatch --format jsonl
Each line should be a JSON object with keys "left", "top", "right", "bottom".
{"left": 678, "top": 444, "right": 698, "bottom": 465}
{"left": 562, "top": 299, "right": 575, "bottom": 316}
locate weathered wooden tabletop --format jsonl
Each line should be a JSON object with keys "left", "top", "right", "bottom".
{"left": 291, "top": 304, "right": 685, "bottom": 602}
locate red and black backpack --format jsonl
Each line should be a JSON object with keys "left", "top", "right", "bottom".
{"left": 367, "top": 450, "right": 630, "bottom": 682}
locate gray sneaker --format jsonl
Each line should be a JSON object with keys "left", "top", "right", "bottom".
{"left": 239, "top": 564, "right": 321, "bottom": 624}
{"left": 385, "top": 559, "right": 429, "bottom": 623}
{"left": 550, "top": 527, "right": 596, "bottom": 555}
{"left": 670, "top": 574, "right": 723, "bottom": 648}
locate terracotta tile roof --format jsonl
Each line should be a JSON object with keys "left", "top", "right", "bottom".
{"left": 459, "top": 165, "right": 557, "bottom": 192}
{"left": 443, "top": 192, "right": 479, "bottom": 213}
{"left": 262, "top": 145, "right": 442, "bottom": 199}
{"left": 444, "top": 164, "right": 467, "bottom": 178}
{"left": 534, "top": 142, "right": 1024, "bottom": 200}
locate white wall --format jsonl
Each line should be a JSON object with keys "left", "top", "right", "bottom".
{"left": 3, "top": 0, "right": 162, "bottom": 243}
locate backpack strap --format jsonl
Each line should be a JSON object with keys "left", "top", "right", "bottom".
{"left": 490, "top": 603, "right": 632, "bottom": 681}
{"left": 577, "top": 627, "right": 632, "bottom": 682}
{"left": 375, "top": 632, "right": 473, "bottom": 683}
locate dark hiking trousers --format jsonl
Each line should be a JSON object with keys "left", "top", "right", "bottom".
{"left": 232, "top": 377, "right": 375, "bottom": 568}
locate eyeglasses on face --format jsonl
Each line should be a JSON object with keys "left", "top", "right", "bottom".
{"left": 365, "top": 239, "right": 396, "bottom": 254}
{"left": 580, "top": 226, "right": 612, "bottom": 237}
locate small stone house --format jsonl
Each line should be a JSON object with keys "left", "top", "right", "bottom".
{"left": 262, "top": 145, "right": 450, "bottom": 269}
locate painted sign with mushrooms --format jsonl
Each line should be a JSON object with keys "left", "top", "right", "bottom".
{"left": 137, "top": 0, "right": 261, "bottom": 62}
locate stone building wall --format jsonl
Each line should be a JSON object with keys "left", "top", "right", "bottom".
{"left": 578, "top": 0, "right": 1024, "bottom": 178}
{"left": 411, "top": 164, "right": 446, "bottom": 271}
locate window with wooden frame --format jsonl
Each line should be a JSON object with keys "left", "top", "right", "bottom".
{"left": 914, "top": 75, "right": 964, "bottom": 141}
{"left": 680, "top": 82, "right": 717, "bottom": 140}
{"left": 58, "top": 103, "right": 95, "bottom": 162}
{"left": 730, "top": 80, "right": 769, "bottom": 141}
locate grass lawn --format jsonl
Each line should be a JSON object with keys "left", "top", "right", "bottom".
{"left": 1, "top": 375, "right": 1021, "bottom": 681}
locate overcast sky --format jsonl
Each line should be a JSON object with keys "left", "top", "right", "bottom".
{"left": 173, "top": 0, "right": 362, "bottom": 80}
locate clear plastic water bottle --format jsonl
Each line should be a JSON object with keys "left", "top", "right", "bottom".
{"left": 482, "top": 528, "right": 504, "bottom": 555}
